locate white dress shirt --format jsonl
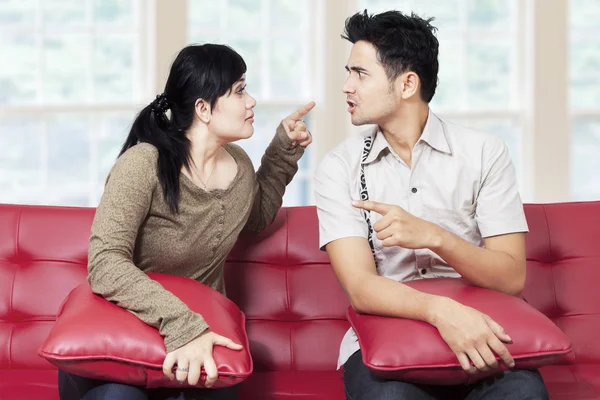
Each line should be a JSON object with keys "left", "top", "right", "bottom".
{"left": 314, "top": 109, "right": 529, "bottom": 369}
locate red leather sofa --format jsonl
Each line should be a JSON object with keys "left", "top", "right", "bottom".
{"left": 0, "top": 202, "right": 599, "bottom": 399}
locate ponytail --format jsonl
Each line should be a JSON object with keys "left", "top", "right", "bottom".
{"left": 119, "top": 93, "right": 191, "bottom": 214}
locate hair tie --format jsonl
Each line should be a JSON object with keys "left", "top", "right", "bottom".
{"left": 151, "top": 93, "right": 170, "bottom": 114}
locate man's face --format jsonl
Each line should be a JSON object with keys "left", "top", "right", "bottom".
{"left": 342, "top": 40, "right": 399, "bottom": 126}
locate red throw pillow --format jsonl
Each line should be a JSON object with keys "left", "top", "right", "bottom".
{"left": 347, "top": 278, "right": 571, "bottom": 385}
{"left": 39, "top": 272, "right": 252, "bottom": 388}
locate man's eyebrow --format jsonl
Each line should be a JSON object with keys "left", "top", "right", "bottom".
{"left": 345, "top": 65, "right": 369, "bottom": 73}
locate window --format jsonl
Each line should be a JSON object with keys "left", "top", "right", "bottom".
{"left": 2, "top": 0, "right": 599, "bottom": 207}
{"left": 0, "top": 0, "right": 147, "bottom": 206}
{"left": 187, "top": 0, "right": 320, "bottom": 206}
{"left": 359, "top": 0, "right": 524, "bottom": 190}
{"left": 570, "top": 0, "right": 600, "bottom": 200}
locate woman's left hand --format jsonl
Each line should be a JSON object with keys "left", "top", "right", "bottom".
{"left": 281, "top": 101, "right": 315, "bottom": 148}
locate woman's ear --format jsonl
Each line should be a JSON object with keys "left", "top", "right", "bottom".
{"left": 195, "top": 99, "right": 211, "bottom": 123}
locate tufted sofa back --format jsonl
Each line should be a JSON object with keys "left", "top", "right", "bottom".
{"left": 522, "top": 202, "right": 600, "bottom": 365}
{"left": 1, "top": 202, "right": 598, "bottom": 375}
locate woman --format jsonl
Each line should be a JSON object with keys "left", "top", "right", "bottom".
{"left": 58, "top": 44, "right": 314, "bottom": 400}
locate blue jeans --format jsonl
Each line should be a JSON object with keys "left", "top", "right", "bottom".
{"left": 58, "top": 370, "right": 239, "bottom": 400}
{"left": 343, "top": 350, "right": 549, "bottom": 400}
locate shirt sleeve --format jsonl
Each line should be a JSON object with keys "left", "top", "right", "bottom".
{"left": 242, "top": 123, "right": 304, "bottom": 234}
{"left": 475, "top": 138, "right": 529, "bottom": 238}
{"left": 314, "top": 151, "right": 368, "bottom": 250}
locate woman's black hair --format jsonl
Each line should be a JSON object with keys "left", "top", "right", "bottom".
{"left": 119, "top": 44, "right": 247, "bottom": 213}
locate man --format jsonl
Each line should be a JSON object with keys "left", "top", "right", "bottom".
{"left": 314, "top": 10, "right": 549, "bottom": 400}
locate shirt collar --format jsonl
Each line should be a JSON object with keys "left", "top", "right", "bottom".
{"left": 419, "top": 110, "right": 452, "bottom": 155}
{"left": 361, "top": 109, "right": 452, "bottom": 165}
{"left": 362, "top": 126, "right": 389, "bottom": 164}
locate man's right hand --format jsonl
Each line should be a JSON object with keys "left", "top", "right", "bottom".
{"left": 430, "top": 297, "right": 515, "bottom": 374}
{"left": 162, "top": 330, "right": 243, "bottom": 387}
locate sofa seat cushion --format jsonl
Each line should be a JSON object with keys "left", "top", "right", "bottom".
{"left": 0, "top": 370, "right": 59, "bottom": 400}
{"left": 541, "top": 364, "right": 600, "bottom": 399}
{"left": 239, "top": 371, "right": 345, "bottom": 400}
{"left": 2, "top": 366, "right": 600, "bottom": 400}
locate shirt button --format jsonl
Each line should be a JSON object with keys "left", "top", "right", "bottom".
{"left": 411, "top": 187, "right": 418, "bottom": 194}
{"left": 216, "top": 194, "right": 221, "bottom": 199}
{"left": 216, "top": 233, "right": 221, "bottom": 239}
{"left": 421, "top": 268, "right": 427, "bottom": 275}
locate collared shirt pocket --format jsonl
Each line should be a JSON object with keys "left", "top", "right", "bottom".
{"left": 422, "top": 203, "right": 482, "bottom": 278}
{"left": 424, "top": 203, "right": 483, "bottom": 247}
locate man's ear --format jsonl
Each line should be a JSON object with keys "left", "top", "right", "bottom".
{"left": 397, "top": 71, "right": 420, "bottom": 100}
{"left": 195, "top": 99, "right": 211, "bottom": 123}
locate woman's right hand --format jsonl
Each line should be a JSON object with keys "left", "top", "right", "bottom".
{"left": 281, "top": 101, "right": 315, "bottom": 148}
{"left": 162, "top": 330, "right": 243, "bottom": 387}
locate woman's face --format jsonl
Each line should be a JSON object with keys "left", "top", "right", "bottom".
{"left": 208, "top": 75, "right": 257, "bottom": 142}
